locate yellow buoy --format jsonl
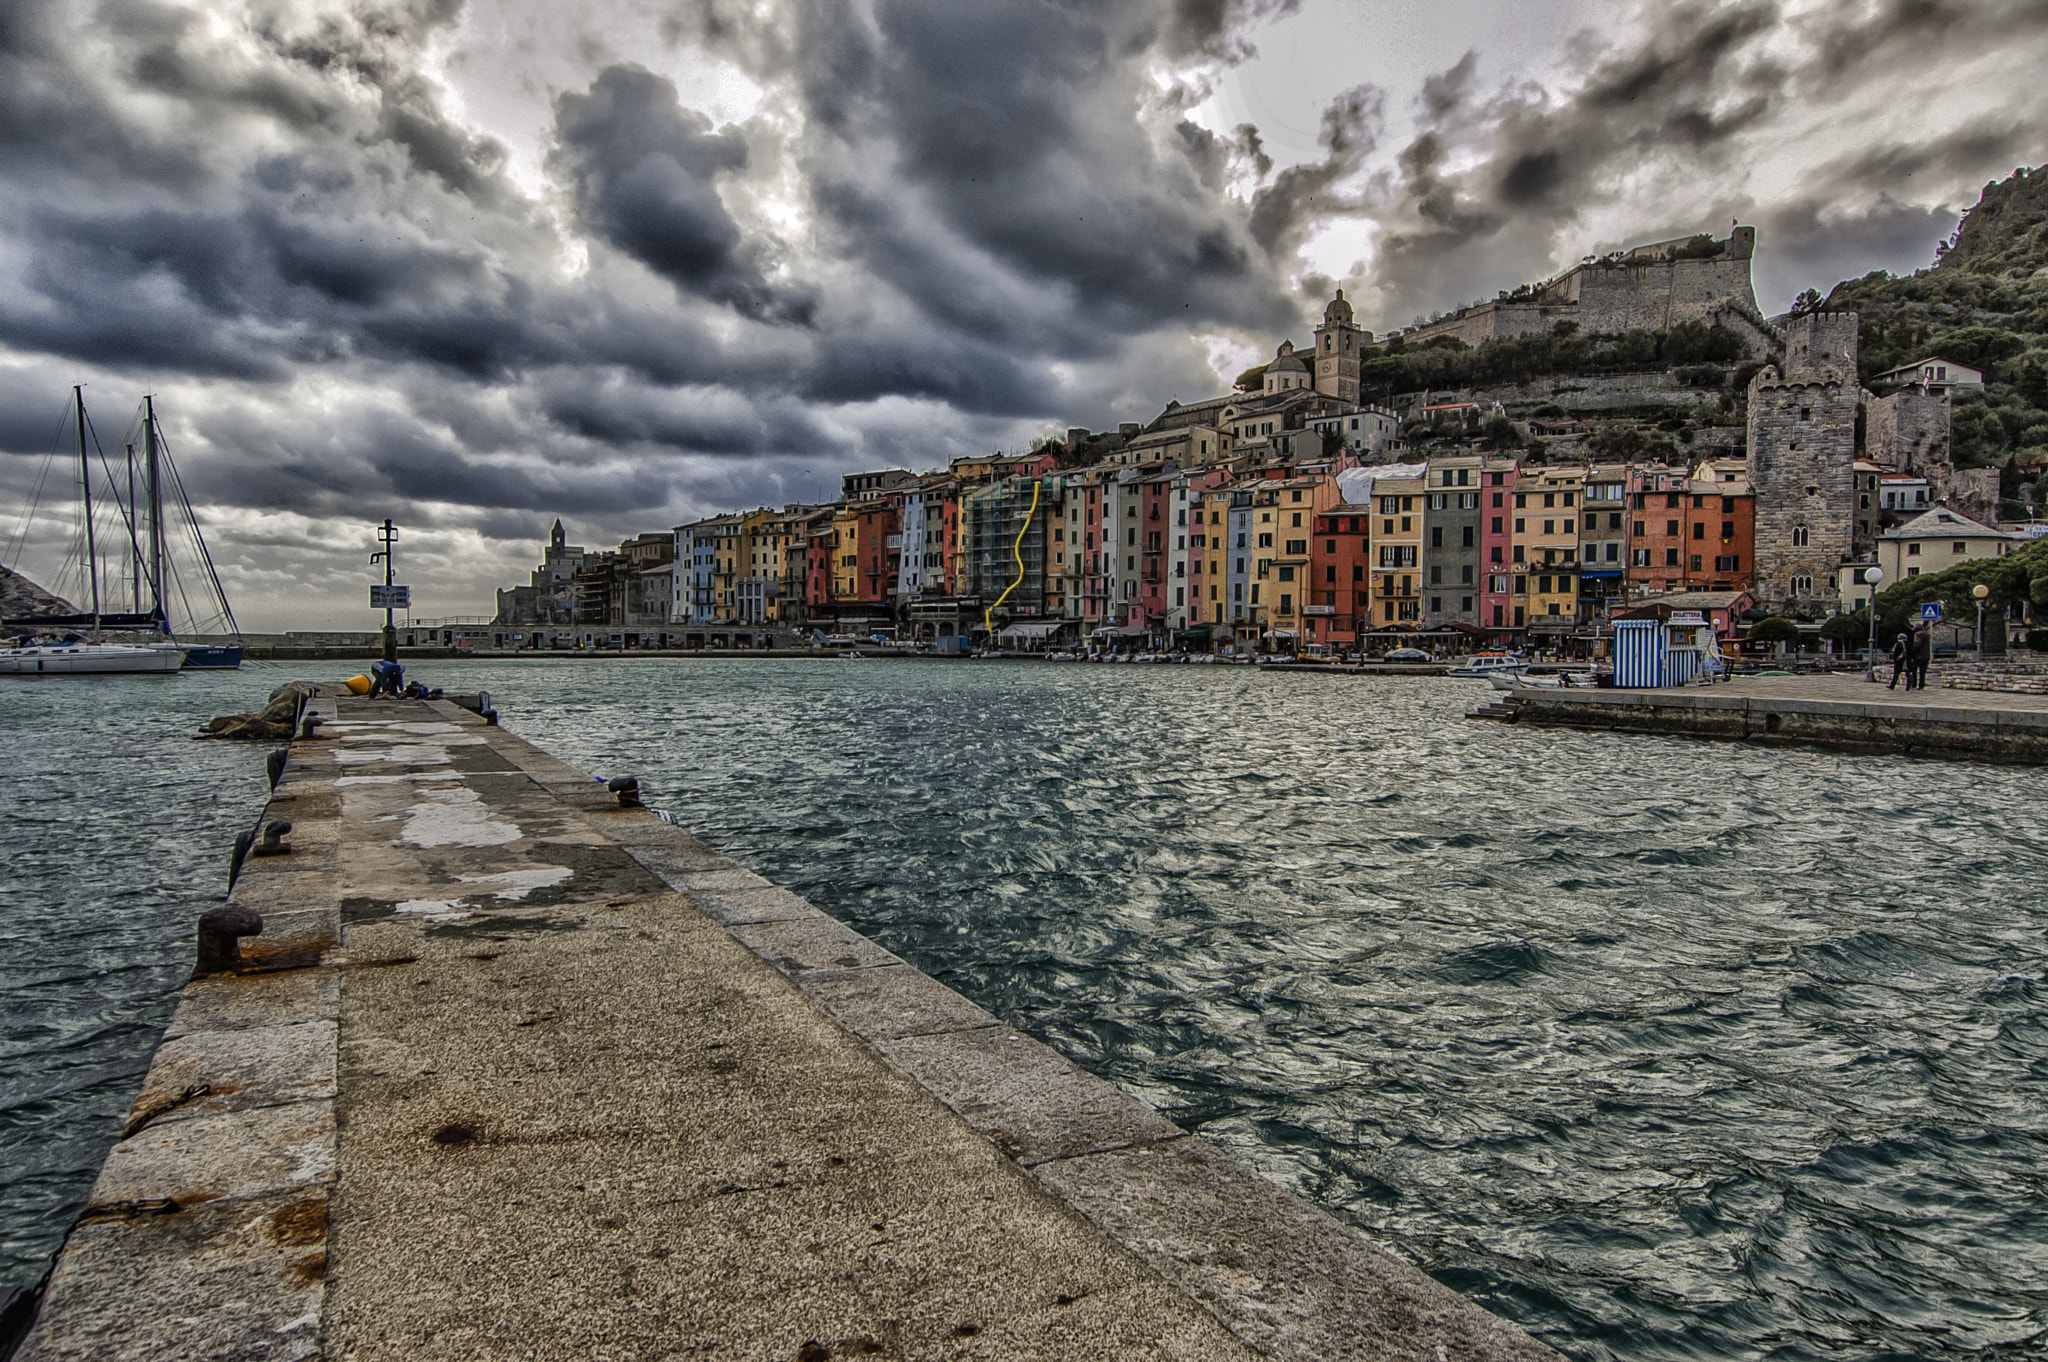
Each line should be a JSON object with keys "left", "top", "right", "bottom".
{"left": 343, "top": 673, "right": 372, "bottom": 695}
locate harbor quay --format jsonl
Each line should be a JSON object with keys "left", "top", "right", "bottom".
{"left": 1472, "top": 673, "right": 2048, "bottom": 762}
{"left": 14, "top": 686, "right": 1558, "bottom": 1361}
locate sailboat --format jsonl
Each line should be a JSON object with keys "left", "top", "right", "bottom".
{"left": 1, "top": 388, "right": 242, "bottom": 674}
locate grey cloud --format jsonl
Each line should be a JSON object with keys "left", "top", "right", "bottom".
{"left": 551, "top": 65, "right": 813, "bottom": 323}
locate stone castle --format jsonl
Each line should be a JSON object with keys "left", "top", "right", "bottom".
{"left": 1401, "top": 226, "right": 1777, "bottom": 355}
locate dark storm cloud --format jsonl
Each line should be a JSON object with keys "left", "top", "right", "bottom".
{"left": 550, "top": 65, "right": 814, "bottom": 323}
{"left": 1352, "top": 0, "right": 2048, "bottom": 330}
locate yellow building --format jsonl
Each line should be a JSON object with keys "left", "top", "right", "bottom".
{"left": 1196, "top": 487, "right": 1233, "bottom": 626}
{"left": 1371, "top": 471, "right": 1426, "bottom": 627}
{"left": 1250, "top": 476, "right": 1334, "bottom": 646}
{"left": 830, "top": 505, "right": 860, "bottom": 604}
{"left": 1878, "top": 508, "right": 2019, "bottom": 583}
{"left": 1512, "top": 466, "right": 1584, "bottom": 636}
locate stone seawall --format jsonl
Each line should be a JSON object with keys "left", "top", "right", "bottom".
{"left": 1492, "top": 679, "right": 2048, "bottom": 763}
{"left": 15, "top": 686, "right": 1559, "bottom": 1362}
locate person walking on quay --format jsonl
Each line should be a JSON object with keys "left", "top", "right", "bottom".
{"left": 1908, "top": 623, "right": 1934, "bottom": 691}
{"left": 1888, "top": 632, "right": 1910, "bottom": 689}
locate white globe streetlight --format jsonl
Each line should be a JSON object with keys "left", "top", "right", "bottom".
{"left": 1974, "top": 581, "right": 1991, "bottom": 661}
{"left": 1863, "top": 566, "right": 1884, "bottom": 681}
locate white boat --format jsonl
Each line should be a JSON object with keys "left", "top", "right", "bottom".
{"left": 1, "top": 641, "right": 184, "bottom": 674}
{"left": 1449, "top": 652, "right": 1529, "bottom": 678}
{"left": 1491, "top": 670, "right": 1563, "bottom": 690}
{"left": 5, "top": 389, "right": 243, "bottom": 671}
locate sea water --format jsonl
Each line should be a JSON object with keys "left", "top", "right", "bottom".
{"left": 4, "top": 658, "right": 2044, "bottom": 1360}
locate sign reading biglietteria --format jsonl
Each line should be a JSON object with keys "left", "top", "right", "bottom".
{"left": 371, "top": 585, "right": 412, "bottom": 609}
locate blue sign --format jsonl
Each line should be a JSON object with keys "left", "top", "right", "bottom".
{"left": 1920, "top": 601, "right": 1942, "bottom": 622}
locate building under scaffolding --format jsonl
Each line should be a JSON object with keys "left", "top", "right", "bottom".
{"left": 961, "top": 477, "right": 1047, "bottom": 624}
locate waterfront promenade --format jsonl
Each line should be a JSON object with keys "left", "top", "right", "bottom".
{"left": 16, "top": 687, "right": 1556, "bottom": 1361}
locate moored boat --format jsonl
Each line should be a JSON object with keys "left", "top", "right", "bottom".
{"left": 0, "top": 641, "right": 184, "bottom": 675}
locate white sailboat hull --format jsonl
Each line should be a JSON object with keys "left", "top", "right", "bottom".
{"left": 1, "top": 643, "right": 185, "bottom": 675}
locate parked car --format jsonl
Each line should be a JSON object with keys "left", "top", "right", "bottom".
{"left": 1382, "top": 647, "right": 1432, "bottom": 662}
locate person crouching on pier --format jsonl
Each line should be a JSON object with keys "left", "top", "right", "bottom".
{"left": 368, "top": 659, "right": 405, "bottom": 698}
{"left": 1888, "top": 632, "right": 1910, "bottom": 690}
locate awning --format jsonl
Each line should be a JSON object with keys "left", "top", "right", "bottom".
{"left": 1089, "top": 625, "right": 1147, "bottom": 637}
{"left": 1177, "top": 623, "right": 1214, "bottom": 638}
{"left": 998, "top": 622, "right": 1062, "bottom": 641}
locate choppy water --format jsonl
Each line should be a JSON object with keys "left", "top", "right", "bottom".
{"left": 5, "top": 658, "right": 2046, "bottom": 1360}
{"left": 0, "top": 668, "right": 277, "bottom": 1294}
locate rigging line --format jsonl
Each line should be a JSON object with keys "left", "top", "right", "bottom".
{"left": 159, "top": 430, "right": 241, "bottom": 636}
{"left": 5, "top": 396, "right": 78, "bottom": 568}
{"left": 981, "top": 477, "right": 1041, "bottom": 640}
{"left": 91, "top": 434, "right": 148, "bottom": 610}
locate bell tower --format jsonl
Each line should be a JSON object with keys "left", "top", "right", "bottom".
{"left": 1312, "top": 289, "right": 1364, "bottom": 404}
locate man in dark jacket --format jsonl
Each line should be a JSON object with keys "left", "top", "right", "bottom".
{"left": 1908, "top": 623, "right": 1934, "bottom": 690}
{"left": 1888, "top": 632, "right": 1910, "bottom": 689}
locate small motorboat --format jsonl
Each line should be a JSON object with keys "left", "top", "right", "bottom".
{"left": 1450, "top": 652, "right": 1528, "bottom": 678}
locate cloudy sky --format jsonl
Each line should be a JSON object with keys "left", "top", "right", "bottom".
{"left": 2, "top": 0, "right": 2042, "bottom": 629}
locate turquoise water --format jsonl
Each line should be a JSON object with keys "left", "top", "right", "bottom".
{"left": 5, "top": 657, "right": 2046, "bottom": 1360}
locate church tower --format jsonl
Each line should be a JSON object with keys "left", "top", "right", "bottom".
{"left": 1312, "top": 289, "right": 1365, "bottom": 404}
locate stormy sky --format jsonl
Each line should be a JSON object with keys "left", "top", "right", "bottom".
{"left": 1, "top": 0, "right": 2041, "bottom": 629}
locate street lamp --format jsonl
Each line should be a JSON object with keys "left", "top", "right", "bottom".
{"left": 1974, "top": 581, "right": 1990, "bottom": 661}
{"left": 1863, "top": 565, "right": 1884, "bottom": 682}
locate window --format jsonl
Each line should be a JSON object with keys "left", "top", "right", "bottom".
{"left": 1291, "top": 512, "right": 1302, "bottom": 526}
{"left": 1431, "top": 526, "right": 1444, "bottom": 548}
{"left": 1515, "top": 493, "right": 1527, "bottom": 508}
{"left": 1285, "top": 539, "right": 1306, "bottom": 555}
{"left": 1492, "top": 491, "right": 1504, "bottom": 508}
{"left": 1633, "top": 521, "right": 1645, "bottom": 537}
{"left": 1792, "top": 526, "right": 1810, "bottom": 547}
{"left": 1792, "top": 575, "right": 1813, "bottom": 593}
{"left": 1514, "top": 606, "right": 1525, "bottom": 626}
{"left": 1605, "top": 543, "right": 1619, "bottom": 563}
{"left": 1907, "top": 542, "right": 1920, "bottom": 555}
{"left": 1715, "top": 555, "right": 1740, "bottom": 571}
{"left": 1258, "top": 533, "right": 1273, "bottom": 548}
{"left": 1544, "top": 493, "right": 1556, "bottom": 509}
{"left": 1692, "top": 523, "right": 1705, "bottom": 540}
{"left": 1563, "top": 519, "right": 1574, "bottom": 533}
{"left": 1325, "top": 565, "right": 1337, "bottom": 583}
{"left": 1490, "top": 547, "right": 1503, "bottom": 563}
{"left": 1664, "top": 548, "right": 1679, "bottom": 566}
{"left": 1431, "top": 566, "right": 1442, "bottom": 584}
{"left": 1515, "top": 518, "right": 1526, "bottom": 534}
{"left": 1514, "top": 575, "right": 1527, "bottom": 595}
{"left": 1326, "top": 539, "right": 1337, "bottom": 553}
{"left": 1953, "top": 541, "right": 1967, "bottom": 553}
{"left": 1492, "top": 516, "right": 1504, "bottom": 533}
{"left": 1666, "top": 493, "right": 1681, "bottom": 509}
{"left": 1689, "top": 554, "right": 1703, "bottom": 572}
{"left": 1431, "top": 597, "right": 1442, "bottom": 613}
{"left": 1632, "top": 548, "right": 1650, "bottom": 566}
{"left": 1543, "top": 520, "right": 1555, "bottom": 535}
{"left": 1907, "top": 566, "right": 1920, "bottom": 577}
{"left": 1292, "top": 490, "right": 1303, "bottom": 502}
{"left": 1279, "top": 567, "right": 1294, "bottom": 583}
{"left": 1463, "top": 526, "right": 1475, "bottom": 548}
{"left": 1353, "top": 565, "right": 1364, "bottom": 581}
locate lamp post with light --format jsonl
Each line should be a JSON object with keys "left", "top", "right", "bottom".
{"left": 1863, "top": 565, "right": 1884, "bottom": 682}
{"left": 1975, "top": 581, "right": 1991, "bottom": 661}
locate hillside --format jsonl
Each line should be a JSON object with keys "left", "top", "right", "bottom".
{"left": 1821, "top": 165, "right": 2048, "bottom": 481}
{"left": 0, "top": 564, "right": 76, "bottom": 621}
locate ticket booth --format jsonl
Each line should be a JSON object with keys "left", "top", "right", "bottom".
{"left": 1612, "top": 618, "right": 1667, "bottom": 688}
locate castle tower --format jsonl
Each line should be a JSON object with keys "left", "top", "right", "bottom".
{"left": 550, "top": 519, "right": 566, "bottom": 552}
{"left": 1312, "top": 289, "right": 1365, "bottom": 404}
{"left": 1748, "top": 362, "right": 1858, "bottom": 615}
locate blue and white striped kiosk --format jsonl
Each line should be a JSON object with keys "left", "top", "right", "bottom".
{"left": 1612, "top": 618, "right": 1667, "bottom": 687}
{"left": 1665, "top": 610, "right": 1713, "bottom": 687}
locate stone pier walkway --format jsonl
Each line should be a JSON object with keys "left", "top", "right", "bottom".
{"left": 19, "top": 689, "right": 1555, "bottom": 1362}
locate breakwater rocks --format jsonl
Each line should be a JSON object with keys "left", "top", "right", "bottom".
{"left": 17, "top": 684, "right": 1560, "bottom": 1361}
{"left": 199, "top": 681, "right": 314, "bottom": 741}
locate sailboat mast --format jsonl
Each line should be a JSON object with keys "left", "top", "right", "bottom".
{"left": 75, "top": 385, "right": 99, "bottom": 630}
{"left": 146, "top": 395, "right": 163, "bottom": 630}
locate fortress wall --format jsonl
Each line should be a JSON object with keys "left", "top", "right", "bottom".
{"left": 1565, "top": 255, "right": 1761, "bottom": 335}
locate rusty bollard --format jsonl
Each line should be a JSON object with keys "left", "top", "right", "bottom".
{"left": 607, "top": 776, "right": 641, "bottom": 808}
{"left": 195, "top": 907, "right": 264, "bottom": 976}
{"left": 251, "top": 820, "right": 293, "bottom": 857}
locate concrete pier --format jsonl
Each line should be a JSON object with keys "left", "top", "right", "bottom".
{"left": 1475, "top": 673, "right": 2048, "bottom": 762}
{"left": 18, "top": 688, "right": 1557, "bottom": 1361}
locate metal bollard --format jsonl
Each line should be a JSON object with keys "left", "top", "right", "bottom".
{"left": 299, "top": 713, "right": 324, "bottom": 741}
{"left": 607, "top": 776, "right": 642, "bottom": 808}
{"left": 478, "top": 690, "right": 499, "bottom": 726}
{"left": 251, "top": 820, "right": 293, "bottom": 857}
{"left": 195, "top": 907, "right": 264, "bottom": 976}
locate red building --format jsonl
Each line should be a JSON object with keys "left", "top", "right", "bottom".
{"left": 1479, "top": 465, "right": 1521, "bottom": 634}
{"left": 852, "top": 501, "right": 900, "bottom": 604}
{"left": 1308, "top": 502, "right": 1373, "bottom": 647}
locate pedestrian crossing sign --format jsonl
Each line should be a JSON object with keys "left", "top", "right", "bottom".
{"left": 1920, "top": 602, "right": 1942, "bottom": 621}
